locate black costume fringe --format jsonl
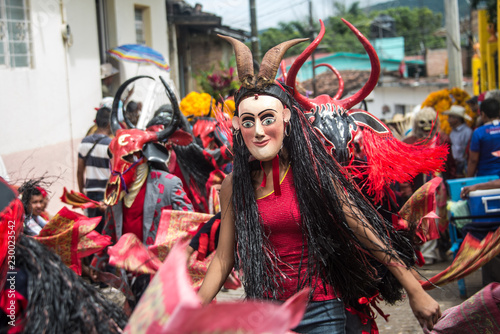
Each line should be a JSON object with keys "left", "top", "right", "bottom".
{"left": 231, "top": 88, "right": 416, "bottom": 310}
{"left": 9, "top": 236, "right": 127, "bottom": 333}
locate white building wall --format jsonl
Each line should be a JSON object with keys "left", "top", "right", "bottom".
{"left": 366, "top": 84, "right": 474, "bottom": 120}
{"left": 109, "top": 0, "right": 170, "bottom": 83}
{"left": 1, "top": 0, "right": 171, "bottom": 215}
{"left": 0, "top": 0, "right": 100, "bottom": 156}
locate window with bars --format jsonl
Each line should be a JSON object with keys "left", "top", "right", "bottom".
{"left": 0, "top": 0, "right": 32, "bottom": 68}
{"left": 135, "top": 7, "right": 145, "bottom": 45}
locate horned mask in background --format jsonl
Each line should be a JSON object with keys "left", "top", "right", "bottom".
{"left": 105, "top": 76, "right": 185, "bottom": 206}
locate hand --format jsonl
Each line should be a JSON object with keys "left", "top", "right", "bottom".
{"left": 460, "top": 185, "right": 476, "bottom": 199}
{"left": 97, "top": 202, "right": 108, "bottom": 212}
{"left": 89, "top": 267, "right": 100, "bottom": 282}
{"left": 408, "top": 290, "right": 441, "bottom": 330}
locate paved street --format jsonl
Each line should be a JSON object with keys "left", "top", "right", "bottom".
{"left": 216, "top": 258, "right": 484, "bottom": 334}
{"left": 99, "top": 256, "right": 484, "bottom": 333}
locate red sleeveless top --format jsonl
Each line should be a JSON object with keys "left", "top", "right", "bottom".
{"left": 256, "top": 167, "right": 336, "bottom": 301}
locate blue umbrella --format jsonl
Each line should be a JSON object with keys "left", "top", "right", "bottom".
{"left": 107, "top": 44, "right": 170, "bottom": 71}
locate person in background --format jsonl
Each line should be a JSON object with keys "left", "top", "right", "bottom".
{"left": 124, "top": 100, "right": 142, "bottom": 127}
{"left": 460, "top": 179, "right": 500, "bottom": 199}
{"left": 37, "top": 186, "right": 51, "bottom": 221}
{"left": 467, "top": 98, "right": 500, "bottom": 178}
{"left": 77, "top": 107, "right": 112, "bottom": 233}
{"left": 101, "top": 63, "right": 119, "bottom": 97}
{"left": 466, "top": 95, "right": 479, "bottom": 115}
{"left": 443, "top": 105, "right": 473, "bottom": 177}
{"left": 18, "top": 181, "right": 47, "bottom": 236}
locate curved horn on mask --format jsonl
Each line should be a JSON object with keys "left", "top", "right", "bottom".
{"left": 314, "top": 63, "right": 344, "bottom": 99}
{"left": 336, "top": 18, "right": 380, "bottom": 110}
{"left": 159, "top": 76, "right": 192, "bottom": 134}
{"left": 217, "top": 34, "right": 255, "bottom": 88}
{"left": 157, "top": 76, "right": 182, "bottom": 141}
{"left": 256, "top": 38, "right": 308, "bottom": 89}
{"left": 285, "top": 20, "right": 325, "bottom": 111}
{"left": 111, "top": 75, "right": 154, "bottom": 135}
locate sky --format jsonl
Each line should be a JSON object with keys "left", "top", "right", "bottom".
{"left": 187, "top": 0, "right": 387, "bottom": 31}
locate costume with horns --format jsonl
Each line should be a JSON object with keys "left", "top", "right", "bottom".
{"left": 215, "top": 19, "right": 445, "bottom": 330}
{"left": 143, "top": 82, "right": 230, "bottom": 214}
{"left": 92, "top": 76, "right": 193, "bottom": 297}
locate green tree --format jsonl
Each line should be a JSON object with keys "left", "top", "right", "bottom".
{"left": 257, "top": 2, "right": 446, "bottom": 58}
{"left": 321, "top": 2, "right": 372, "bottom": 54}
{"left": 370, "top": 7, "right": 446, "bottom": 55}
{"left": 470, "top": 0, "right": 497, "bottom": 25}
{"left": 259, "top": 20, "right": 313, "bottom": 59}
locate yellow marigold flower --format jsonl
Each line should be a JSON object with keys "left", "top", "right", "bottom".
{"left": 422, "top": 88, "right": 476, "bottom": 134}
{"left": 180, "top": 92, "right": 213, "bottom": 118}
{"left": 222, "top": 99, "right": 235, "bottom": 118}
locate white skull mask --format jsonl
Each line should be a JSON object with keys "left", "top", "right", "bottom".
{"left": 413, "top": 107, "right": 437, "bottom": 139}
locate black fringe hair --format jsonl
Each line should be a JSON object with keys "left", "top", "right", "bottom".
{"left": 231, "top": 84, "right": 415, "bottom": 309}
{"left": 9, "top": 235, "right": 128, "bottom": 333}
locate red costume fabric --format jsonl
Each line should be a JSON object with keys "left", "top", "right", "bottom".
{"left": 122, "top": 182, "right": 146, "bottom": 242}
{"left": 257, "top": 167, "right": 336, "bottom": 301}
{"left": 34, "top": 207, "right": 111, "bottom": 275}
{"left": 424, "top": 282, "right": 500, "bottom": 334}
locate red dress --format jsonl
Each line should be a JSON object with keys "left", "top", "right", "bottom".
{"left": 256, "top": 167, "right": 337, "bottom": 301}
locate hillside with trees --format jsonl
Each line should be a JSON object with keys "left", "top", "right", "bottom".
{"left": 259, "top": 1, "right": 457, "bottom": 59}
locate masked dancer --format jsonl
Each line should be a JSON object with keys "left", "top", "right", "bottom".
{"left": 198, "top": 20, "right": 441, "bottom": 333}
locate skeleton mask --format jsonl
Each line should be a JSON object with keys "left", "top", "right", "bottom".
{"left": 413, "top": 107, "right": 437, "bottom": 139}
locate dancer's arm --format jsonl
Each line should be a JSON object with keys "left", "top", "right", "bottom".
{"left": 198, "top": 175, "right": 236, "bottom": 305}
{"left": 341, "top": 193, "right": 441, "bottom": 330}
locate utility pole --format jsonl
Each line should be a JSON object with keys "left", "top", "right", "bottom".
{"left": 249, "top": 0, "right": 260, "bottom": 64}
{"left": 309, "top": 0, "right": 317, "bottom": 96}
{"left": 444, "top": 0, "right": 463, "bottom": 89}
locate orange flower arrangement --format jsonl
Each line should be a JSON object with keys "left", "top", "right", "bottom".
{"left": 421, "top": 88, "right": 476, "bottom": 134}
{"left": 180, "top": 92, "right": 213, "bottom": 118}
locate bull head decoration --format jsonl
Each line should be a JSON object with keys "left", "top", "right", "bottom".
{"left": 105, "top": 76, "right": 182, "bottom": 206}
{"left": 285, "top": 19, "right": 390, "bottom": 164}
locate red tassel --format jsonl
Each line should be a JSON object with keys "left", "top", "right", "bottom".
{"left": 350, "top": 129, "right": 448, "bottom": 204}
{"left": 260, "top": 161, "right": 267, "bottom": 188}
{"left": 272, "top": 154, "right": 281, "bottom": 196}
{"left": 260, "top": 155, "right": 282, "bottom": 196}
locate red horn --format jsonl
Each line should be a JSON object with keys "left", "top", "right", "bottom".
{"left": 285, "top": 20, "right": 325, "bottom": 111}
{"left": 279, "top": 60, "right": 287, "bottom": 82}
{"left": 314, "top": 63, "right": 344, "bottom": 99}
{"left": 336, "top": 18, "right": 380, "bottom": 110}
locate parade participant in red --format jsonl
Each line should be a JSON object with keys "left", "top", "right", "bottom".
{"left": 92, "top": 76, "right": 193, "bottom": 287}
{"left": 198, "top": 20, "right": 441, "bottom": 333}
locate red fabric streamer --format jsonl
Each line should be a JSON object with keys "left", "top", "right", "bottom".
{"left": 34, "top": 207, "right": 111, "bottom": 275}
{"left": 353, "top": 129, "right": 448, "bottom": 204}
{"left": 260, "top": 155, "right": 282, "bottom": 196}
{"left": 421, "top": 228, "right": 500, "bottom": 290}
{"left": 124, "top": 241, "right": 309, "bottom": 333}
{"left": 60, "top": 187, "right": 101, "bottom": 209}
{"left": 397, "top": 177, "right": 442, "bottom": 245}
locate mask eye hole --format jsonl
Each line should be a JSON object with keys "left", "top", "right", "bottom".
{"left": 123, "top": 151, "right": 143, "bottom": 163}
